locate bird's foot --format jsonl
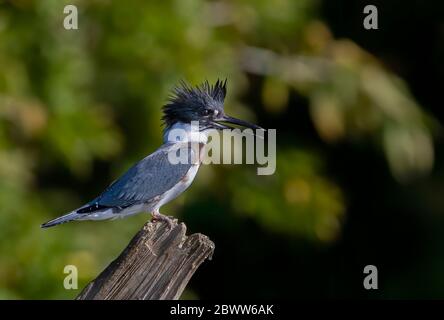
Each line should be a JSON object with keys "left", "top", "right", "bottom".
{"left": 151, "top": 211, "right": 175, "bottom": 229}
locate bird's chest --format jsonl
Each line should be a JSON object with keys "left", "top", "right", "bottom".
{"left": 153, "top": 163, "right": 200, "bottom": 210}
{"left": 180, "top": 164, "right": 199, "bottom": 190}
{"left": 173, "top": 142, "right": 203, "bottom": 189}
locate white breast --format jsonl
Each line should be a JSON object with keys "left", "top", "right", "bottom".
{"left": 153, "top": 163, "right": 200, "bottom": 211}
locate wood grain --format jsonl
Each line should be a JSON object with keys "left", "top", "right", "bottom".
{"left": 76, "top": 219, "right": 214, "bottom": 300}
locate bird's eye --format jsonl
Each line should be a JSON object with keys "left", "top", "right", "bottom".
{"left": 202, "top": 109, "right": 211, "bottom": 116}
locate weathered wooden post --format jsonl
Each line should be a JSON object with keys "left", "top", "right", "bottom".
{"left": 76, "top": 219, "right": 214, "bottom": 300}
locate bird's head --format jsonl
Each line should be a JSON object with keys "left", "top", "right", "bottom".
{"left": 162, "top": 79, "right": 262, "bottom": 132}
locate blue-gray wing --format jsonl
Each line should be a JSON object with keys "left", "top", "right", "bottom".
{"left": 90, "top": 143, "right": 195, "bottom": 208}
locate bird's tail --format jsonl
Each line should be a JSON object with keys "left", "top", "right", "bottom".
{"left": 41, "top": 211, "right": 80, "bottom": 228}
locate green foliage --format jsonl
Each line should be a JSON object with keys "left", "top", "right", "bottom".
{"left": 0, "top": 0, "right": 438, "bottom": 299}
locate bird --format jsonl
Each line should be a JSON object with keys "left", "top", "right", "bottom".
{"left": 41, "top": 79, "right": 262, "bottom": 228}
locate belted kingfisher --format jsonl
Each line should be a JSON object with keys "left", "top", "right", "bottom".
{"left": 42, "top": 79, "right": 261, "bottom": 228}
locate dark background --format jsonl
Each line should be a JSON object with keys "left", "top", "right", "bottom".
{"left": 194, "top": 0, "right": 444, "bottom": 299}
{"left": 0, "top": 0, "right": 442, "bottom": 299}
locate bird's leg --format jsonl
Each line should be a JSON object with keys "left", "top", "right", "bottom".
{"left": 151, "top": 210, "right": 175, "bottom": 229}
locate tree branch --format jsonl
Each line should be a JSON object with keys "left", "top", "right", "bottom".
{"left": 76, "top": 219, "right": 215, "bottom": 300}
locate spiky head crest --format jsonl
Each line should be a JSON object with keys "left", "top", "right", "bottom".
{"left": 162, "top": 79, "right": 227, "bottom": 128}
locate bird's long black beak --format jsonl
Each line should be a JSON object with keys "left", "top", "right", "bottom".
{"left": 214, "top": 115, "right": 263, "bottom": 130}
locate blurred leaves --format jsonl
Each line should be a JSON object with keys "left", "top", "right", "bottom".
{"left": 226, "top": 150, "right": 345, "bottom": 242}
{"left": 242, "top": 21, "right": 438, "bottom": 182}
{"left": 0, "top": 0, "right": 439, "bottom": 299}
